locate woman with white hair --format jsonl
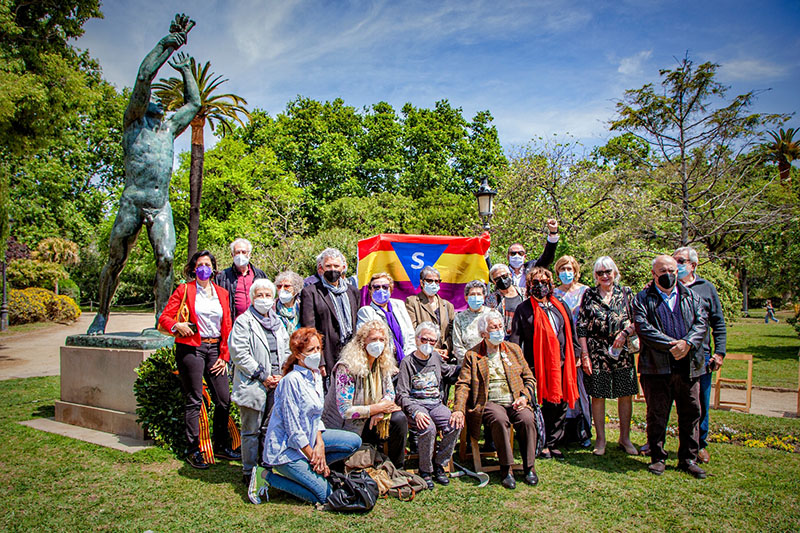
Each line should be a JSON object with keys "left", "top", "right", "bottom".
{"left": 274, "top": 270, "right": 304, "bottom": 334}
{"left": 576, "top": 256, "right": 638, "bottom": 456}
{"left": 452, "top": 280, "right": 492, "bottom": 364}
{"left": 322, "top": 320, "right": 408, "bottom": 467}
{"left": 395, "top": 321, "right": 461, "bottom": 489}
{"left": 229, "top": 277, "right": 291, "bottom": 484}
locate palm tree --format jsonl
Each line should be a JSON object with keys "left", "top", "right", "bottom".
{"left": 153, "top": 59, "right": 250, "bottom": 259}
{"left": 34, "top": 237, "right": 80, "bottom": 294}
{"left": 764, "top": 128, "right": 799, "bottom": 186}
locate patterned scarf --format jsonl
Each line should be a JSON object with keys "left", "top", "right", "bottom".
{"left": 531, "top": 296, "right": 579, "bottom": 408}
{"left": 276, "top": 300, "right": 300, "bottom": 333}
{"left": 321, "top": 275, "right": 353, "bottom": 342}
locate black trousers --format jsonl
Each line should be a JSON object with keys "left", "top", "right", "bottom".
{"left": 541, "top": 400, "right": 568, "bottom": 448}
{"left": 361, "top": 410, "right": 408, "bottom": 468}
{"left": 175, "top": 342, "right": 232, "bottom": 454}
{"left": 640, "top": 373, "right": 701, "bottom": 464}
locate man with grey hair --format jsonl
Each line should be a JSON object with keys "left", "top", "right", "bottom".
{"left": 405, "top": 265, "right": 455, "bottom": 361}
{"left": 215, "top": 238, "right": 267, "bottom": 320}
{"left": 632, "top": 254, "right": 708, "bottom": 479}
{"left": 300, "top": 247, "right": 360, "bottom": 379}
{"left": 673, "top": 246, "right": 726, "bottom": 465}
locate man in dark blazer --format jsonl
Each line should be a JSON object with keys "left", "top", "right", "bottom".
{"left": 506, "top": 218, "right": 559, "bottom": 297}
{"left": 215, "top": 238, "right": 267, "bottom": 320}
{"left": 633, "top": 255, "right": 708, "bottom": 479}
{"left": 300, "top": 248, "right": 360, "bottom": 379}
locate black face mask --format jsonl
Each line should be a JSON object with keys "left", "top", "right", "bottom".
{"left": 495, "top": 275, "right": 512, "bottom": 290}
{"left": 657, "top": 273, "right": 677, "bottom": 290}
{"left": 529, "top": 281, "right": 550, "bottom": 299}
{"left": 323, "top": 269, "right": 342, "bottom": 283}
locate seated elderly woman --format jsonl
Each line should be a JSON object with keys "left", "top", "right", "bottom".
{"left": 357, "top": 272, "right": 416, "bottom": 362}
{"left": 395, "top": 321, "right": 461, "bottom": 489}
{"left": 249, "top": 328, "right": 362, "bottom": 505}
{"left": 229, "top": 278, "right": 291, "bottom": 485}
{"left": 451, "top": 311, "right": 539, "bottom": 489}
{"left": 452, "top": 280, "right": 492, "bottom": 364}
{"left": 274, "top": 270, "right": 304, "bottom": 334}
{"left": 322, "top": 320, "right": 408, "bottom": 468}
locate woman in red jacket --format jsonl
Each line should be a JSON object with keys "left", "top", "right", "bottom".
{"left": 159, "top": 250, "right": 239, "bottom": 469}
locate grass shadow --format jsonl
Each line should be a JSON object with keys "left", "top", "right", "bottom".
{"left": 177, "top": 459, "right": 243, "bottom": 485}
{"left": 32, "top": 404, "right": 55, "bottom": 418}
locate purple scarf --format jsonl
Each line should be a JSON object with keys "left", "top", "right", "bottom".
{"left": 372, "top": 301, "right": 405, "bottom": 362}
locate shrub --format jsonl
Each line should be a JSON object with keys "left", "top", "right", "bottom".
{"left": 59, "top": 278, "right": 81, "bottom": 303}
{"left": 7, "top": 288, "right": 81, "bottom": 325}
{"left": 133, "top": 346, "right": 189, "bottom": 456}
{"left": 7, "top": 259, "right": 68, "bottom": 290}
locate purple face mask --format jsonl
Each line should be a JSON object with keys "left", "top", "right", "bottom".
{"left": 195, "top": 264, "right": 213, "bottom": 281}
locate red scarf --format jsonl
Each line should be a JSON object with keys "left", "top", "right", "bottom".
{"left": 531, "top": 296, "right": 579, "bottom": 408}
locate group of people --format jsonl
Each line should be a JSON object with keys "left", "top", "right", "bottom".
{"left": 158, "top": 220, "right": 727, "bottom": 507}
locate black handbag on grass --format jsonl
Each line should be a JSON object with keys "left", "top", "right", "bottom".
{"left": 325, "top": 470, "right": 379, "bottom": 513}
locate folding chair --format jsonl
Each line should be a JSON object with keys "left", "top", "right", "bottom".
{"left": 712, "top": 352, "right": 753, "bottom": 413}
{"left": 457, "top": 426, "right": 523, "bottom": 473}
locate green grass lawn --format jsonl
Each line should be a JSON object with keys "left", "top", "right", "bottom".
{"left": 724, "top": 309, "right": 799, "bottom": 390}
{"left": 1, "top": 376, "right": 799, "bottom": 532}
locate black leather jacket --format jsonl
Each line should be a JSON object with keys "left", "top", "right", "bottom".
{"left": 632, "top": 282, "right": 708, "bottom": 379}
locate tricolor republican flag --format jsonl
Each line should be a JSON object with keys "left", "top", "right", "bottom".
{"left": 357, "top": 233, "right": 491, "bottom": 311}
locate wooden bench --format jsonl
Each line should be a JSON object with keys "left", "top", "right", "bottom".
{"left": 712, "top": 352, "right": 753, "bottom": 413}
{"left": 457, "top": 426, "right": 523, "bottom": 473}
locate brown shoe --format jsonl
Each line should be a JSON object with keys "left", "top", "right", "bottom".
{"left": 648, "top": 460, "right": 666, "bottom": 476}
{"left": 697, "top": 448, "right": 710, "bottom": 464}
{"left": 679, "top": 461, "right": 707, "bottom": 479}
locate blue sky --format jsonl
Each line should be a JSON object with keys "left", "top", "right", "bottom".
{"left": 76, "top": 0, "right": 800, "bottom": 157}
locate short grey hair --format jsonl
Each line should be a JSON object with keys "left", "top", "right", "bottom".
{"left": 316, "top": 247, "right": 347, "bottom": 269}
{"left": 477, "top": 310, "right": 503, "bottom": 334}
{"left": 464, "top": 279, "right": 487, "bottom": 297}
{"left": 489, "top": 263, "right": 510, "bottom": 280}
{"left": 275, "top": 270, "right": 303, "bottom": 296}
{"left": 419, "top": 265, "right": 440, "bottom": 282}
{"left": 250, "top": 278, "right": 276, "bottom": 301}
{"left": 415, "top": 321, "right": 440, "bottom": 341}
{"left": 593, "top": 256, "right": 620, "bottom": 282}
{"left": 674, "top": 246, "right": 699, "bottom": 265}
{"left": 230, "top": 238, "right": 253, "bottom": 255}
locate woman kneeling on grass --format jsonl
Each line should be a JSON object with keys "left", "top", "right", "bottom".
{"left": 248, "top": 327, "right": 361, "bottom": 505}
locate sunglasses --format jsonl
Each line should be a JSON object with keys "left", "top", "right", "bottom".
{"left": 596, "top": 269, "right": 613, "bottom": 277}
{"left": 418, "top": 337, "right": 437, "bottom": 345}
{"left": 509, "top": 251, "right": 526, "bottom": 256}
{"left": 423, "top": 279, "right": 441, "bottom": 284}
{"left": 675, "top": 258, "right": 688, "bottom": 264}
{"left": 371, "top": 284, "right": 391, "bottom": 291}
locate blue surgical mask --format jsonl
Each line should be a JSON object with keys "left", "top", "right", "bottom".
{"left": 508, "top": 255, "right": 524, "bottom": 269}
{"left": 467, "top": 295, "right": 484, "bottom": 310}
{"left": 372, "top": 288, "right": 391, "bottom": 305}
{"left": 423, "top": 282, "right": 440, "bottom": 296}
{"left": 488, "top": 330, "right": 504, "bottom": 345}
{"left": 558, "top": 271, "right": 574, "bottom": 285}
{"left": 677, "top": 264, "right": 689, "bottom": 280}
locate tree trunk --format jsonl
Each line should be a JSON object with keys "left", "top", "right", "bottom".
{"left": 740, "top": 263, "right": 749, "bottom": 317}
{"left": 186, "top": 116, "right": 205, "bottom": 260}
{"left": 778, "top": 158, "right": 790, "bottom": 185}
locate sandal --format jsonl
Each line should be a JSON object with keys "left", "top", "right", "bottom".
{"left": 539, "top": 448, "right": 552, "bottom": 459}
{"left": 550, "top": 448, "right": 565, "bottom": 460}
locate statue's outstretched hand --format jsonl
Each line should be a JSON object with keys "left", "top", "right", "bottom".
{"left": 169, "top": 52, "right": 193, "bottom": 72}
{"left": 169, "top": 13, "right": 195, "bottom": 35}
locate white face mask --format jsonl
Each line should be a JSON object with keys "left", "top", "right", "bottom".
{"left": 253, "top": 297, "right": 273, "bottom": 315}
{"left": 366, "top": 341, "right": 385, "bottom": 357}
{"left": 423, "top": 282, "right": 439, "bottom": 296}
{"left": 488, "top": 330, "right": 504, "bottom": 345}
{"left": 278, "top": 289, "right": 294, "bottom": 304}
{"left": 508, "top": 255, "right": 524, "bottom": 269}
{"left": 418, "top": 343, "right": 434, "bottom": 356}
{"left": 303, "top": 351, "right": 321, "bottom": 369}
{"left": 233, "top": 253, "right": 250, "bottom": 267}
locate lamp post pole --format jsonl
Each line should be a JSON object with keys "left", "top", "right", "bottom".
{"left": 1, "top": 259, "right": 7, "bottom": 331}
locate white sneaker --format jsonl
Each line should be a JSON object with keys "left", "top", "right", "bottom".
{"left": 248, "top": 465, "right": 269, "bottom": 504}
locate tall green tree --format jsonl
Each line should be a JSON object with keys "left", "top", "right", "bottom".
{"left": 610, "top": 55, "right": 789, "bottom": 257}
{"left": 154, "top": 59, "right": 250, "bottom": 258}
{"left": 764, "top": 128, "right": 799, "bottom": 186}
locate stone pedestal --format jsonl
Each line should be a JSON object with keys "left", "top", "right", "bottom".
{"left": 55, "top": 331, "right": 174, "bottom": 440}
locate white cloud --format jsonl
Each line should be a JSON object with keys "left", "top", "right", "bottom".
{"left": 617, "top": 50, "right": 652, "bottom": 76}
{"left": 718, "top": 58, "right": 790, "bottom": 81}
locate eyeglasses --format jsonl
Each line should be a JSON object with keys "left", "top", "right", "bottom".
{"left": 423, "top": 279, "right": 441, "bottom": 284}
{"left": 418, "top": 337, "right": 437, "bottom": 345}
{"left": 596, "top": 269, "right": 613, "bottom": 277}
{"left": 509, "top": 251, "right": 526, "bottom": 256}
{"left": 371, "top": 284, "right": 391, "bottom": 291}
{"left": 675, "top": 258, "right": 688, "bottom": 264}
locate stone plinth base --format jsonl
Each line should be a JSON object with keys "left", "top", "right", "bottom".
{"left": 55, "top": 340, "right": 168, "bottom": 439}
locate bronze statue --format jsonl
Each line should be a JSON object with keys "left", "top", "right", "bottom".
{"left": 88, "top": 14, "right": 200, "bottom": 334}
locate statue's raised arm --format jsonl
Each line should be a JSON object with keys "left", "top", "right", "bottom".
{"left": 124, "top": 13, "right": 196, "bottom": 129}
{"left": 165, "top": 52, "right": 201, "bottom": 138}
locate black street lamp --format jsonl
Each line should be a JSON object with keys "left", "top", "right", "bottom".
{"left": 474, "top": 176, "right": 498, "bottom": 230}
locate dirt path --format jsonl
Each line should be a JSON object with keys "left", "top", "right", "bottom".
{"left": 0, "top": 312, "right": 156, "bottom": 380}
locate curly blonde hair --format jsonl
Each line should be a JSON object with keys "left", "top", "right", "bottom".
{"left": 336, "top": 320, "right": 398, "bottom": 378}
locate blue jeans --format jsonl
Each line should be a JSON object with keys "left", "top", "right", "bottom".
{"left": 268, "top": 429, "right": 361, "bottom": 504}
{"left": 699, "top": 372, "right": 712, "bottom": 449}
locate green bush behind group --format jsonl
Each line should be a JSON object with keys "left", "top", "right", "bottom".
{"left": 1, "top": 1, "right": 798, "bottom": 329}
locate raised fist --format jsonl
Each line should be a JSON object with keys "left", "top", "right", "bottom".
{"left": 169, "top": 13, "right": 195, "bottom": 35}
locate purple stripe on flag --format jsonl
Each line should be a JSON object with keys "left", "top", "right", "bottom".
{"left": 359, "top": 281, "right": 468, "bottom": 312}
